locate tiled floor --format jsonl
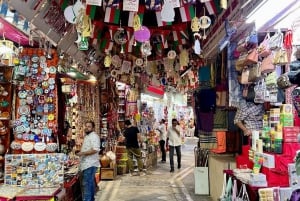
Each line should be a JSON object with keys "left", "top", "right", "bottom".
{"left": 95, "top": 137, "right": 212, "bottom": 201}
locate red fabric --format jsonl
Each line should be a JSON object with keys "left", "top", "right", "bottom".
{"left": 283, "top": 143, "right": 300, "bottom": 157}
{"left": 236, "top": 155, "right": 252, "bottom": 169}
{"left": 242, "top": 145, "right": 251, "bottom": 157}
{"left": 261, "top": 166, "right": 289, "bottom": 187}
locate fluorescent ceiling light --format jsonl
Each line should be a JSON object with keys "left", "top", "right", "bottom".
{"left": 246, "top": 0, "right": 296, "bottom": 30}
{"left": 274, "top": 2, "right": 300, "bottom": 29}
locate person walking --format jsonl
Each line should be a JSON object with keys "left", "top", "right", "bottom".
{"left": 76, "top": 121, "right": 100, "bottom": 201}
{"left": 157, "top": 119, "right": 167, "bottom": 163}
{"left": 123, "top": 119, "right": 145, "bottom": 176}
{"left": 167, "top": 118, "right": 182, "bottom": 172}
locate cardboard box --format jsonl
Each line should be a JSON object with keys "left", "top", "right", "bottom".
{"left": 262, "top": 153, "right": 275, "bottom": 168}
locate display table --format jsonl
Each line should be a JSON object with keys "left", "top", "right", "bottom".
{"left": 15, "top": 187, "right": 61, "bottom": 201}
{"left": 209, "top": 154, "right": 236, "bottom": 201}
{"left": 0, "top": 185, "right": 24, "bottom": 200}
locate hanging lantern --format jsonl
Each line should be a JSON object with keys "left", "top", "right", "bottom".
{"left": 114, "top": 28, "right": 127, "bottom": 53}
{"left": 134, "top": 26, "right": 150, "bottom": 43}
{"left": 104, "top": 54, "right": 112, "bottom": 67}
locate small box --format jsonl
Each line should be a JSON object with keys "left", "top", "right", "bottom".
{"left": 262, "top": 153, "right": 275, "bottom": 168}
{"left": 283, "top": 127, "right": 300, "bottom": 142}
{"left": 280, "top": 104, "right": 293, "bottom": 114}
{"left": 250, "top": 173, "right": 267, "bottom": 181}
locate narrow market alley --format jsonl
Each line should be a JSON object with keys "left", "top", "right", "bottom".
{"left": 95, "top": 137, "right": 212, "bottom": 201}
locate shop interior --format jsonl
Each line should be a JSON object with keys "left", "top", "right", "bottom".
{"left": 0, "top": 0, "right": 299, "bottom": 200}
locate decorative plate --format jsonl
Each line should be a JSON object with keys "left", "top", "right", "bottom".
{"left": 19, "top": 99, "right": 27, "bottom": 106}
{"left": 15, "top": 125, "right": 25, "bottom": 133}
{"left": 27, "top": 90, "right": 34, "bottom": 97}
{"left": 32, "top": 63, "right": 39, "bottom": 68}
{"left": 135, "top": 58, "right": 143, "bottom": 66}
{"left": 31, "top": 55, "right": 39, "bottom": 63}
{"left": 18, "top": 90, "right": 27, "bottom": 99}
{"left": 199, "top": 16, "right": 211, "bottom": 29}
{"left": 40, "top": 62, "right": 47, "bottom": 68}
{"left": 46, "top": 143, "right": 58, "bottom": 152}
{"left": 39, "top": 56, "right": 46, "bottom": 63}
{"left": 48, "top": 78, "right": 55, "bottom": 85}
{"left": 49, "top": 66, "right": 57, "bottom": 74}
{"left": 34, "top": 142, "right": 46, "bottom": 152}
{"left": 35, "top": 87, "right": 43, "bottom": 95}
{"left": 10, "top": 141, "right": 21, "bottom": 150}
{"left": 21, "top": 142, "right": 34, "bottom": 152}
{"left": 22, "top": 133, "right": 30, "bottom": 141}
{"left": 19, "top": 115, "right": 27, "bottom": 123}
{"left": 48, "top": 114, "right": 55, "bottom": 121}
{"left": 18, "top": 105, "right": 30, "bottom": 115}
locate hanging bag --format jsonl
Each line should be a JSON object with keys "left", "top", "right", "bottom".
{"left": 269, "top": 31, "right": 283, "bottom": 50}
{"left": 261, "top": 53, "right": 275, "bottom": 73}
{"left": 273, "top": 49, "right": 288, "bottom": 65}
{"left": 219, "top": 173, "right": 233, "bottom": 201}
{"left": 258, "top": 33, "right": 271, "bottom": 57}
{"left": 236, "top": 183, "right": 250, "bottom": 201}
{"left": 240, "top": 68, "right": 251, "bottom": 84}
{"left": 245, "top": 49, "right": 258, "bottom": 65}
{"left": 248, "top": 63, "right": 261, "bottom": 82}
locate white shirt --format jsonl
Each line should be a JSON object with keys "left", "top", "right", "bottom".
{"left": 79, "top": 131, "right": 101, "bottom": 171}
{"left": 157, "top": 123, "right": 167, "bottom": 141}
{"left": 167, "top": 125, "right": 182, "bottom": 146}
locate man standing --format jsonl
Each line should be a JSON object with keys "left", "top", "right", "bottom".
{"left": 167, "top": 118, "right": 182, "bottom": 172}
{"left": 76, "top": 121, "right": 100, "bottom": 201}
{"left": 123, "top": 120, "right": 145, "bottom": 176}
{"left": 157, "top": 119, "right": 167, "bottom": 163}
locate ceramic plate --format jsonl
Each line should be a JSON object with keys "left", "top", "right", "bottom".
{"left": 21, "top": 142, "right": 34, "bottom": 152}
{"left": 39, "top": 56, "right": 46, "bottom": 63}
{"left": 31, "top": 55, "right": 39, "bottom": 63}
{"left": 18, "top": 90, "right": 27, "bottom": 99}
{"left": 18, "top": 105, "right": 30, "bottom": 115}
{"left": 34, "top": 142, "right": 46, "bottom": 152}
{"left": 49, "top": 66, "right": 57, "bottom": 74}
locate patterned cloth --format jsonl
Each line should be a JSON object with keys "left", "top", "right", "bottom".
{"left": 234, "top": 101, "right": 264, "bottom": 130}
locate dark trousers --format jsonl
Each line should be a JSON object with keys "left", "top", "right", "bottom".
{"left": 169, "top": 145, "right": 181, "bottom": 170}
{"left": 159, "top": 140, "right": 166, "bottom": 161}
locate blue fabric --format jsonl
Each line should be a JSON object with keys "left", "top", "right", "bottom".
{"left": 82, "top": 166, "right": 97, "bottom": 201}
{"left": 198, "top": 88, "right": 216, "bottom": 112}
{"left": 198, "top": 66, "right": 211, "bottom": 82}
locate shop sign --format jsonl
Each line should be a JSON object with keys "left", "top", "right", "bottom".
{"left": 123, "top": 0, "right": 139, "bottom": 12}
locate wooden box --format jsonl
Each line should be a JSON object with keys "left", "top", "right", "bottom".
{"left": 101, "top": 165, "right": 117, "bottom": 180}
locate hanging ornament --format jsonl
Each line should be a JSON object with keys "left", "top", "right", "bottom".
{"left": 193, "top": 37, "right": 201, "bottom": 55}
{"left": 179, "top": 49, "right": 189, "bottom": 67}
{"left": 191, "top": 16, "right": 201, "bottom": 33}
{"left": 133, "top": 14, "right": 141, "bottom": 31}
{"left": 199, "top": 7, "right": 211, "bottom": 40}
{"left": 167, "top": 50, "right": 176, "bottom": 60}
{"left": 104, "top": 53, "right": 112, "bottom": 68}
{"left": 134, "top": 26, "right": 151, "bottom": 43}
{"left": 114, "top": 28, "right": 128, "bottom": 45}
{"left": 140, "top": 41, "right": 152, "bottom": 57}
